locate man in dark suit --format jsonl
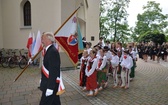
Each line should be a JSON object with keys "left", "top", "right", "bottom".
{"left": 40, "top": 32, "right": 61, "bottom": 105}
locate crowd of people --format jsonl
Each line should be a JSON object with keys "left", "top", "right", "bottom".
{"left": 78, "top": 37, "right": 138, "bottom": 96}
{"left": 137, "top": 42, "right": 168, "bottom": 63}
{"left": 78, "top": 37, "right": 168, "bottom": 97}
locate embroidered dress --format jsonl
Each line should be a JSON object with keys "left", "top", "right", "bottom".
{"left": 97, "top": 56, "right": 108, "bottom": 85}
{"left": 85, "top": 57, "right": 98, "bottom": 90}
{"left": 79, "top": 57, "right": 88, "bottom": 87}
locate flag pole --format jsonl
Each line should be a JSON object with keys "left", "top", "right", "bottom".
{"left": 14, "top": 47, "right": 43, "bottom": 82}
{"left": 14, "top": 4, "right": 82, "bottom": 82}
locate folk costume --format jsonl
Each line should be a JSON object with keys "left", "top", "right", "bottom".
{"left": 103, "top": 46, "right": 112, "bottom": 88}
{"left": 120, "top": 50, "right": 133, "bottom": 89}
{"left": 85, "top": 56, "right": 98, "bottom": 96}
{"left": 110, "top": 50, "right": 119, "bottom": 88}
{"left": 97, "top": 55, "right": 108, "bottom": 90}
{"left": 104, "top": 47, "right": 112, "bottom": 74}
{"left": 79, "top": 56, "right": 88, "bottom": 89}
{"left": 129, "top": 49, "right": 137, "bottom": 80}
{"left": 117, "top": 47, "right": 124, "bottom": 75}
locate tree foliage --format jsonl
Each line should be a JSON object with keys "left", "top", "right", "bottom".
{"left": 99, "top": 0, "right": 110, "bottom": 39}
{"left": 134, "top": 1, "right": 168, "bottom": 37}
{"left": 100, "top": 1, "right": 168, "bottom": 43}
{"left": 138, "top": 31, "right": 166, "bottom": 45}
{"left": 100, "top": 0, "right": 130, "bottom": 43}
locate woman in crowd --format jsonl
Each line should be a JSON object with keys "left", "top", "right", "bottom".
{"left": 142, "top": 43, "right": 149, "bottom": 62}
{"left": 79, "top": 50, "right": 89, "bottom": 91}
{"left": 110, "top": 49, "right": 119, "bottom": 88}
{"left": 120, "top": 50, "right": 133, "bottom": 89}
{"left": 96, "top": 48, "right": 108, "bottom": 91}
{"left": 85, "top": 50, "right": 98, "bottom": 96}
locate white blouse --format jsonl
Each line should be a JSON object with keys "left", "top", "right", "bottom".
{"left": 111, "top": 55, "right": 119, "bottom": 67}
{"left": 97, "top": 55, "right": 107, "bottom": 70}
{"left": 130, "top": 50, "right": 137, "bottom": 60}
{"left": 85, "top": 57, "right": 98, "bottom": 77}
{"left": 80, "top": 56, "right": 88, "bottom": 69}
{"left": 120, "top": 55, "right": 133, "bottom": 69}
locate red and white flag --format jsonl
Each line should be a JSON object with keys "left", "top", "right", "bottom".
{"left": 56, "top": 73, "right": 65, "bottom": 95}
{"left": 26, "top": 32, "right": 33, "bottom": 58}
{"left": 31, "top": 33, "right": 36, "bottom": 57}
{"left": 55, "top": 13, "right": 78, "bottom": 65}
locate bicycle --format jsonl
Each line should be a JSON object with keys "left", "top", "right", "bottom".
{"left": 1, "top": 49, "right": 10, "bottom": 68}
{"left": 18, "top": 49, "right": 41, "bottom": 69}
{"left": 18, "top": 49, "right": 28, "bottom": 69}
{"left": 8, "top": 49, "right": 20, "bottom": 68}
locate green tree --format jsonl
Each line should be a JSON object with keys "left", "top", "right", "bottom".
{"left": 163, "top": 29, "right": 168, "bottom": 41}
{"left": 134, "top": 1, "right": 168, "bottom": 37}
{"left": 138, "top": 31, "right": 166, "bottom": 45}
{"left": 100, "top": 0, "right": 130, "bottom": 43}
{"left": 99, "top": 0, "right": 109, "bottom": 39}
{"left": 130, "top": 27, "right": 138, "bottom": 42}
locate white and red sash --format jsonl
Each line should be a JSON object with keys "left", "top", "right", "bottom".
{"left": 41, "top": 58, "right": 65, "bottom": 95}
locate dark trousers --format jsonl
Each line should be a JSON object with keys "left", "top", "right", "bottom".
{"left": 39, "top": 88, "right": 61, "bottom": 105}
{"left": 117, "top": 62, "right": 121, "bottom": 74}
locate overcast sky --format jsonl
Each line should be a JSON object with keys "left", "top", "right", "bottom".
{"left": 127, "top": 0, "right": 168, "bottom": 27}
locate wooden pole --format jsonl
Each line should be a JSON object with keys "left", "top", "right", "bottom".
{"left": 14, "top": 48, "right": 43, "bottom": 82}
{"left": 14, "top": 5, "right": 82, "bottom": 82}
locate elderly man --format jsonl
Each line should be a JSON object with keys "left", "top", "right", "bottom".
{"left": 40, "top": 32, "right": 61, "bottom": 105}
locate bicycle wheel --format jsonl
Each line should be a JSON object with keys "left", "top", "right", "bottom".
{"left": 8, "top": 58, "right": 15, "bottom": 68}
{"left": 1, "top": 57, "right": 9, "bottom": 68}
{"left": 19, "top": 57, "right": 27, "bottom": 69}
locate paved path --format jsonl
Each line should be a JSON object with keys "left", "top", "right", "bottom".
{"left": 0, "top": 59, "right": 168, "bottom": 105}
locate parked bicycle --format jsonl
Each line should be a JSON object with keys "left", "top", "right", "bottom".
{"left": 1, "top": 48, "right": 41, "bottom": 69}
{"left": 19, "top": 50, "right": 41, "bottom": 69}
{"left": 18, "top": 49, "right": 28, "bottom": 69}
{"left": 8, "top": 49, "right": 20, "bottom": 68}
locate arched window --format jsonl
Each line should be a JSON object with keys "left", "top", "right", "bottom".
{"left": 23, "top": 1, "right": 31, "bottom": 26}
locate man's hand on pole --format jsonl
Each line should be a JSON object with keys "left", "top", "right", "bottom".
{"left": 28, "top": 58, "right": 33, "bottom": 65}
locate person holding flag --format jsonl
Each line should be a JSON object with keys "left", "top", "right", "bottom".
{"left": 40, "top": 32, "right": 61, "bottom": 105}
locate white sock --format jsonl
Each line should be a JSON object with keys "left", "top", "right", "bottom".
{"left": 89, "top": 90, "right": 93, "bottom": 94}
{"left": 99, "top": 86, "right": 102, "bottom": 89}
{"left": 94, "top": 88, "right": 98, "bottom": 92}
